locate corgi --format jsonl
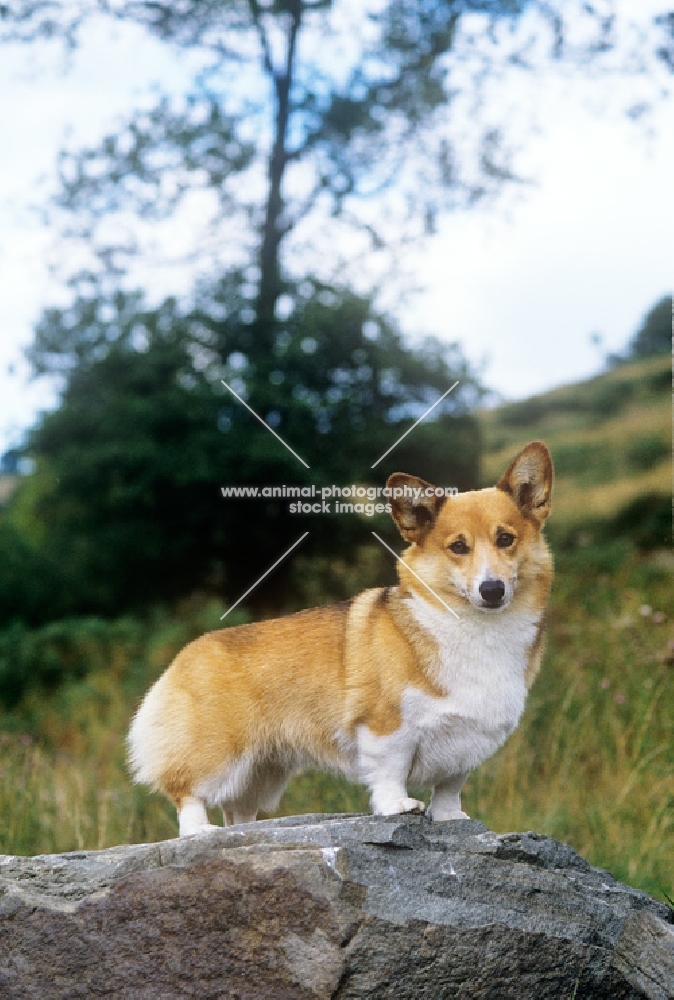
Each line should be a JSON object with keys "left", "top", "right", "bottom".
{"left": 128, "top": 441, "right": 553, "bottom": 836}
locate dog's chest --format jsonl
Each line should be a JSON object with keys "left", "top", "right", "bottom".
{"left": 402, "top": 597, "right": 537, "bottom": 779}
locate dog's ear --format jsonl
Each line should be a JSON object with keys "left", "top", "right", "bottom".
{"left": 387, "top": 473, "right": 444, "bottom": 542}
{"left": 497, "top": 441, "right": 553, "bottom": 523}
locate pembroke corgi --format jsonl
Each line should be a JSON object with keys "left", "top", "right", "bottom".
{"left": 128, "top": 440, "right": 553, "bottom": 836}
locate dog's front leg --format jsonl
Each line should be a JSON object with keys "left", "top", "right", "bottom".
{"left": 427, "top": 772, "right": 470, "bottom": 821}
{"left": 356, "top": 725, "right": 424, "bottom": 816}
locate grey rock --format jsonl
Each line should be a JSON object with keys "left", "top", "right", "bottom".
{"left": 0, "top": 814, "right": 671, "bottom": 998}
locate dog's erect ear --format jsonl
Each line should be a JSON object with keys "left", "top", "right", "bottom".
{"left": 388, "top": 473, "right": 444, "bottom": 542}
{"left": 496, "top": 441, "right": 553, "bottom": 523}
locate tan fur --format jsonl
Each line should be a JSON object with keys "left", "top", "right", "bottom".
{"left": 128, "top": 441, "right": 554, "bottom": 833}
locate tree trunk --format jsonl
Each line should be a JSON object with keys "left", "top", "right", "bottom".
{"left": 255, "top": 1, "right": 302, "bottom": 338}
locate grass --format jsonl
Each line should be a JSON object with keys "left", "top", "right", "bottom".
{"left": 464, "top": 545, "right": 673, "bottom": 900}
{"left": 0, "top": 353, "right": 671, "bottom": 904}
{"left": 0, "top": 546, "right": 671, "bottom": 902}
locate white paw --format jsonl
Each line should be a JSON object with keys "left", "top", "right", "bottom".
{"left": 427, "top": 807, "right": 470, "bottom": 821}
{"left": 181, "top": 822, "right": 221, "bottom": 837}
{"left": 376, "top": 796, "right": 426, "bottom": 816}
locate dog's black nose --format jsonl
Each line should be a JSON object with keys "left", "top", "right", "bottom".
{"left": 479, "top": 579, "right": 505, "bottom": 605}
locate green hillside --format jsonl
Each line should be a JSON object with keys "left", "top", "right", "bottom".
{"left": 479, "top": 354, "right": 671, "bottom": 550}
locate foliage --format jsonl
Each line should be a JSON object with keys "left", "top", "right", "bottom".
{"left": 5, "top": 0, "right": 637, "bottom": 288}
{"left": 0, "top": 524, "right": 64, "bottom": 627}
{"left": 479, "top": 353, "right": 671, "bottom": 551}
{"left": 5, "top": 0, "right": 670, "bottom": 302}
{"left": 600, "top": 494, "right": 672, "bottom": 551}
{"left": 628, "top": 294, "right": 672, "bottom": 359}
{"left": 4, "top": 1, "right": 671, "bottom": 627}
{"left": 0, "top": 617, "right": 142, "bottom": 710}
{"left": 497, "top": 377, "right": 632, "bottom": 428}
{"left": 4, "top": 0, "right": 537, "bottom": 625}
{"left": 0, "top": 600, "right": 246, "bottom": 719}
{"left": 5, "top": 280, "right": 480, "bottom": 621}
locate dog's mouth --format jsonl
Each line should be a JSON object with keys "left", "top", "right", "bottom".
{"left": 478, "top": 599, "right": 506, "bottom": 611}
{"left": 462, "top": 591, "right": 510, "bottom": 611}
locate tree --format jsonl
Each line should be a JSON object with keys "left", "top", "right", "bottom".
{"left": 47, "top": 1, "right": 515, "bottom": 307}
{"left": 629, "top": 295, "right": 672, "bottom": 359}
{"left": 6, "top": 1, "right": 671, "bottom": 314}
{"left": 5, "top": 0, "right": 672, "bottom": 619}
{"left": 18, "top": 280, "right": 479, "bottom": 619}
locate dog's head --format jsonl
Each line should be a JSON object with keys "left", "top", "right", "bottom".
{"left": 388, "top": 441, "right": 553, "bottom": 613}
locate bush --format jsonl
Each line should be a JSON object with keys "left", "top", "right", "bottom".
{"left": 0, "top": 618, "right": 146, "bottom": 709}
{"left": 629, "top": 295, "right": 672, "bottom": 358}
{"left": 626, "top": 434, "right": 670, "bottom": 472}
{"left": 606, "top": 494, "right": 672, "bottom": 550}
{"left": 587, "top": 379, "right": 632, "bottom": 418}
{"left": 0, "top": 525, "right": 67, "bottom": 626}
{"left": 551, "top": 442, "right": 617, "bottom": 483}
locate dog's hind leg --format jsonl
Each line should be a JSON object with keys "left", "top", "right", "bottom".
{"left": 222, "top": 806, "right": 258, "bottom": 825}
{"left": 178, "top": 796, "right": 220, "bottom": 836}
{"left": 427, "top": 772, "right": 469, "bottom": 821}
{"left": 221, "top": 761, "right": 292, "bottom": 826}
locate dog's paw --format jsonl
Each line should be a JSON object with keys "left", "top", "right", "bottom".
{"left": 376, "top": 796, "right": 426, "bottom": 816}
{"left": 400, "top": 797, "right": 426, "bottom": 814}
{"left": 426, "top": 807, "right": 470, "bottom": 821}
{"left": 181, "top": 822, "right": 221, "bottom": 837}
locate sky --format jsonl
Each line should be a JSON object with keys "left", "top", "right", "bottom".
{"left": 406, "top": 82, "right": 674, "bottom": 399}
{"left": 0, "top": 3, "right": 672, "bottom": 456}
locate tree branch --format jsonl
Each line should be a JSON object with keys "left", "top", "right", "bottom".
{"left": 247, "top": 0, "right": 275, "bottom": 79}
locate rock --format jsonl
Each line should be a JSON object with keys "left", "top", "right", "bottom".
{"left": 0, "top": 814, "right": 671, "bottom": 998}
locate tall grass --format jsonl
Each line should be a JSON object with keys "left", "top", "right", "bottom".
{"left": 0, "top": 547, "right": 671, "bottom": 903}
{"left": 463, "top": 546, "right": 673, "bottom": 899}
{"left": 0, "top": 735, "right": 165, "bottom": 853}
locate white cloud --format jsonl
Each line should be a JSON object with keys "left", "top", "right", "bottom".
{"left": 403, "top": 78, "right": 674, "bottom": 399}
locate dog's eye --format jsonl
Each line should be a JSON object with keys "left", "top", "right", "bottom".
{"left": 496, "top": 532, "right": 515, "bottom": 548}
{"left": 449, "top": 539, "right": 469, "bottom": 554}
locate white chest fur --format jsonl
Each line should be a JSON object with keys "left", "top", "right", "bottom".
{"left": 399, "top": 593, "right": 539, "bottom": 783}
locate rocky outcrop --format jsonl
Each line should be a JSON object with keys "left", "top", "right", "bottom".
{"left": 0, "top": 814, "right": 671, "bottom": 998}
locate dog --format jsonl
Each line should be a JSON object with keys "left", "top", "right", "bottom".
{"left": 128, "top": 440, "right": 553, "bottom": 835}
